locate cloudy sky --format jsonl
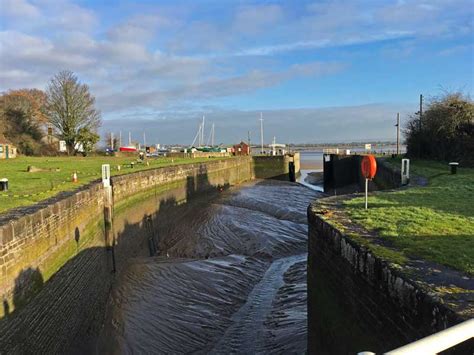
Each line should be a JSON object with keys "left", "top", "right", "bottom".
{"left": 1, "top": 0, "right": 473, "bottom": 144}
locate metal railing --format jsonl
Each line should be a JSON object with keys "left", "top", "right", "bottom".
{"left": 358, "top": 318, "right": 474, "bottom": 354}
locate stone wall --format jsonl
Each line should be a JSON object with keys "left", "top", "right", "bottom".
{"left": 307, "top": 204, "right": 470, "bottom": 354}
{"left": 253, "top": 153, "right": 300, "bottom": 180}
{"left": 0, "top": 156, "right": 272, "bottom": 353}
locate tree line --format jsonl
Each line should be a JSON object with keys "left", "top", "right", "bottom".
{"left": 405, "top": 92, "right": 473, "bottom": 166}
{"left": 0, "top": 70, "right": 101, "bottom": 156}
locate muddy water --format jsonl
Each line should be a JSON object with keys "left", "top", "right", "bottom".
{"left": 99, "top": 180, "right": 321, "bottom": 354}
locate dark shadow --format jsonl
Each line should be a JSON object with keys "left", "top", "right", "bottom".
{"left": 3, "top": 299, "right": 9, "bottom": 317}
{"left": 74, "top": 227, "right": 80, "bottom": 244}
{"left": 253, "top": 155, "right": 293, "bottom": 180}
{"left": 12, "top": 267, "right": 44, "bottom": 311}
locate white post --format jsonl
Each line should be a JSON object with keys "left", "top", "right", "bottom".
{"left": 365, "top": 178, "right": 368, "bottom": 210}
{"left": 401, "top": 159, "right": 410, "bottom": 185}
{"left": 102, "top": 164, "right": 115, "bottom": 272}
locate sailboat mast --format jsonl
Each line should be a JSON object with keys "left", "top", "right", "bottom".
{"left": 211, "top": 123, "right": 215, "bottom": 146}
{"left": 201, "top": 116, "right": 205, "bottom": 147}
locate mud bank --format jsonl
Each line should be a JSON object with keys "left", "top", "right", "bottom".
{"left": 99, "top": 180, "right": 321, "bottom": 353}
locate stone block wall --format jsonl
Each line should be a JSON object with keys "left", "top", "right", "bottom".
{"left": 252, "top": 153, "right": 299, "bottom": 180}
{"left": 307, "top": 204, "right": 469, "bottom": 354}
{"left": 0, "top": 156, "right": 288, "bottom": 353}
{"left": 112, "top": 157, "right": 252, "bottom": 202}
{"left": 0, "top": 183, "right": 105, "bottom": 318}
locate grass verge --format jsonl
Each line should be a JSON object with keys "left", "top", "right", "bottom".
{"left": 343, "top": 159, "right": 474, "bottom": 274}
{"left": 0, "top": 155, "right": 223, "bottom": 213}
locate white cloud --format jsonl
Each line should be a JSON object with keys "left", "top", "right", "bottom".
{"left": 107, "top": 14, "right": 177, "bottom": 43}
{"left": 95, "top": 60, "right": 346, "bottom": 112}
{"left": 46, "top": 0, "right": 97, "bottom": 31}
{"left": 235, "top": 32, "right": 413, "bottom": 56}
{"left": 0, "top": 0, "right": 40, "bottom": 18}
{"left": 0, "top": 0, "right": 472, "bottom": 122}
{"left": 233, "top": 4, "right": 283, "bottom": 35}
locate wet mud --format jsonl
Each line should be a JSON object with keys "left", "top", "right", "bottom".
{"left": 99, "top": 179, "right": 321, "bottom": 354}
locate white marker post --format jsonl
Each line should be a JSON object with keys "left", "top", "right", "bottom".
{"left": 401, "top": 159, "right": 410, "bottom": 185}
{"left": 365, "top": 178, "right": 368, "bottom": 210}
{"left": 102, "top": 164, "right": 115, "bottom": 272}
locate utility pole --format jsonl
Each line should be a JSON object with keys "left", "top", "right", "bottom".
{"left": 110, "top": 132, "right": 114, "bottom": 151}
{"left": 260, "top": 112, "right": 264, "bottom": 155}
{"left": 419, "top": 94, "right": 423, "bottom": 130}
{"left": 396, "top": 112, "right": 400, "bottom": 155}
{"left": 128, "top": 132, "right": 131, "bottom": 146}
{"left": 143, "top": 132, "right": 146, "bottom": 149}
{"left": 248, "top": 130, "right": 251, "bottom": 155}
{"left": 119, "top": 131, "right": 122, "bottom": 148}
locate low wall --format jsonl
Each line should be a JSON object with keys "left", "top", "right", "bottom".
{"left": 253, "top": 152, "right": 300, "bottom": 179}
{"left": 167, "top": 151, "right": 230, "bottom": 159}
{"left": 307, "top": 205, "right": 469, "bottom": 354}
{"left": 0, "top": 156, "right": 277, "bottom": 353}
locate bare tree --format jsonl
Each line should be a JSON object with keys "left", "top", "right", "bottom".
{"left": 46, "top": 70, "right": 101, "bottom": 155}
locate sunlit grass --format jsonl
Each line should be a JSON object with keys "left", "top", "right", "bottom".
{"left": 344, "top": 159, "right": 474, "bottom": 274}
{"left": 0, "top": 155, "right": 223, "bottom": 213}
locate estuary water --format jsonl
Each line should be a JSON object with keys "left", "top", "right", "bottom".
{"left": 99, "top": 179, "right": 321, "bottom": 354}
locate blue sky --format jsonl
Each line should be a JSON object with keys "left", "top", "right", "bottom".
{"left": 0, "top": 0, "right": 473, "bottom": 143}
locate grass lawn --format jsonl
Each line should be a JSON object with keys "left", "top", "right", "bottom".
{"left": 0, "top": 155, "right": 221, "bottom": 214}
{"left": 343, "top": 159, "right": 474, "bottom": 274}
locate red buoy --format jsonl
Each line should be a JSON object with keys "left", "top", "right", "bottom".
{"left": 361, "top": 155, "right": 377, "bottom": 180}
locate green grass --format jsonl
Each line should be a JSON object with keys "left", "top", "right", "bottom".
{"left": 0, "top": 155, "right": 222, "bottom": 213}
{"left": 343, "top": 159, "right": 474, "bottom": 274}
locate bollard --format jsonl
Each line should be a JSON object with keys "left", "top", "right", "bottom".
{"left": 449, "top": 162, "right": 459, "bottom": 175}
{"left": 0, "top": 178, "right": 8, "bottom": 192}
{"left": 131, "top": 162, "right": 135, "bottom": 168}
